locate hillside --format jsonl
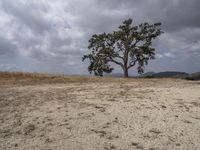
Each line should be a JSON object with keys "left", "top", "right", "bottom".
{"left": 153, "top": 71, "right": 188, "bottom": 78}
{"left": 185, "top": 72, "right": 200, "bottom": 80}
{"left": 141, "top": 71, "right": 189, "bottom": 78}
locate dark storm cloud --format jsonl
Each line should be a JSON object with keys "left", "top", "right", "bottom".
{"left": 97, "top": 0, "right": 200, "bottom": 32}
{"left": 0, "top": 0, "right": 199, "bottom": 74}
{"left": 160, "top": 0, "right": 200, "bottom": 32}
{"left": 1, "top": 0, "right": 51, "bottom": 34}
{"left": 0, "top": 36, "right": 17, "bottom": 55}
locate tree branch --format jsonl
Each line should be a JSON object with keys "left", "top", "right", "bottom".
{"left": 115, "top": 54, "right": 124, "bottom": 60}
{"left": 108, "top": 57, "right": 123, "bottom": 67}
{"left": 131, "top": 39, "right": 139, "bottom": 48}
{"left": 128, "top": 60, "right": 136, "bottom": 69}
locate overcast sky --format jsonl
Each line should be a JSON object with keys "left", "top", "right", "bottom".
{"left": 0, "top": 0, "right": 200, "bottom": 75}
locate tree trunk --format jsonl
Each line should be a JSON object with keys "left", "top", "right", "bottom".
{"left": 123, "top": 47, "right": 129, "bottom": 78}
{"left": 124, "top": 68, "right": 129, "bottom": 78}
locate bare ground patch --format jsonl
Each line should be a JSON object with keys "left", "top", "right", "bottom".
{"left": 0, "top": 77, "right": 200, "bottom": 150}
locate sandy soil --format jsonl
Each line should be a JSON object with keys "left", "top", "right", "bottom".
{"left": 0, "top": 78, "right": 200, "bottom": 150}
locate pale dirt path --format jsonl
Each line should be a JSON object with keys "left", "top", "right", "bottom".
{"left": 0, "top": 79, "right": 200, "bottom": 150}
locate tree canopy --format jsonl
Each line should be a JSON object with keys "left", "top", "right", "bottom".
{"left": 83, "top": 18, "right": 163, "bottom": 77}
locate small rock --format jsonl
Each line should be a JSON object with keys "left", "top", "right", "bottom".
{"left": 161, "top": 105, "right": 167, "bottom": 108}
{"left": 184, "top": 120, "right": 192, "bottom": 124}
{"left": 131, "top": 142, "right": 138, "bottom": 146}
{"left": 24, "top": 124, "right": 35, "bottom": 135}
{"left": 149, "top": 128, "right": 161, "bottom": 134}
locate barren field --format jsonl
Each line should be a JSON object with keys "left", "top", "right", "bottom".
{"left": 0, "top": 74, "right": 200, "bottom": 150}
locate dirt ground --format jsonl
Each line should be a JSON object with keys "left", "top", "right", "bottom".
{"left": 0, "top": 78, "right": 200, "bottom": 150}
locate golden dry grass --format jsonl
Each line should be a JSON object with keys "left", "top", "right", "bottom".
{"left": 0, "top": 71, "right": 111, "bottom": 85}
{"left": 0, "top": 71, "right": 186, "bottom": 86}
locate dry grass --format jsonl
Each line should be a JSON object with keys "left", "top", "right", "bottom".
{"left": 0, "top": 71, "right": 115, "bottom": 85}
{"left": 0, "top": 71, "right": 186, "bottom": 86}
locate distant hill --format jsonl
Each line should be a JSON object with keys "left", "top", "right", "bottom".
{"left": 104, "top": 73, "right": 124, "bottom": 77}
{"left": 185, "top": 72, "right": 200, "bottom": 80}
{"left": 153, "top": 71, "right": 188, "bottom": 78}
{"left": 141, "top": 71, "right": 200, "bottom": 80}
{"left": 140, "top": 72, "right": 155, "bottom": 78}
{"left": 111, "top": 73, "right": 124, "bottom": 77}
{"left": 108, "top": 71, "right": 190, "bottom": 78}
{"left": 141, "top": 71, "right": 189, "bottom": 78}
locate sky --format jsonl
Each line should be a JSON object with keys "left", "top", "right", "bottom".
{"left": 0, "top": 0, "right": 200, "bottom": 75}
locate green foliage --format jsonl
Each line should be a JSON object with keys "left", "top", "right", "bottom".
{"left": 83, "top": 18, "right": 163, "bottom": 77}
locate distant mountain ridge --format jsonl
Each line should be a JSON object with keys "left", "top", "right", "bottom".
{"left": 140, "top": 72, "right": 155, "bottom": 77}
{"left": 142, "top": 71, "right": 200, "bottom": 80}
{"left": 154, "top": 71, "right": 188, "bottom": 77}
{"left": 185, "top": 72, "right": 200, "bottom": 80}
{"left": 141, "top": 71, "right": 188, "bottom": 78}
{"left": 104, "top": 71, "right": 200, "bottom": 80}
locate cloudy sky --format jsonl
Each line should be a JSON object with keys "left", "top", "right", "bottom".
{"left": 0, "top": 0, "right": 200, "bottom": 75}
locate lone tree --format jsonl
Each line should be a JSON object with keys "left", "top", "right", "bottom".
{"left": 83, "top": 18, "right": 163, "bottom": 77}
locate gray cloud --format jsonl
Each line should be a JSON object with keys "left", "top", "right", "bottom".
{"left": 0, "top": 35, "right": 17, "bottom": 55}
{"left": 160, "top": 0, "right": 200, "bottom": 32}
{"left": 0, "top": 0, "right": 199, "bottom": 74}
{"left": 1, "top": 0, "right": 51, "bottom": 34}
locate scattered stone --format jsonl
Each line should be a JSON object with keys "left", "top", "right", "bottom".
{"left": 161, "top": 105, "right": 167, "bottom": 108}
{"left": 131, "top": 142, "right": 138, "bottom": 146}
{"left": 94, "top": 105, "right": 106, "bottom": 112}
{"left": 142, "top": 115, "right": 149, "bottom": 118}
{"left": 113, "top": 117, "right": 119, "bottom": 123}
{"left": 45, "top": 138, "right": 52, "bottom": 143}
{"left": 149, "top": 128, "right": 161, "bottom": 134}
{"left": 91, "top": 129, "right": 107, "bottom": 137}
{"left": 184, "top": 120, "right": 192, "bottom": 124}
{"left": 24, "top": 124, "right": 35, "bottom": 135}
{"left": 191, "top": 116, "right": 200, "bottom": 120}
{"left": 131, "top": 142, "right": 143, "bottom": 149}
{"left": 104, "top": 144, "right": 116, "bottom": 150}
{"left": 110, "top": 145, "right": 116, "bottom": 149}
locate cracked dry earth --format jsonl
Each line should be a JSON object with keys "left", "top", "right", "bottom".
{"left": 0, "top": 79, "right": 200, "bottom": 150}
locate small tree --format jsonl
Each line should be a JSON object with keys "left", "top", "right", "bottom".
{"left": 83, "top": 18, "right": 163, "bottom": 77}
